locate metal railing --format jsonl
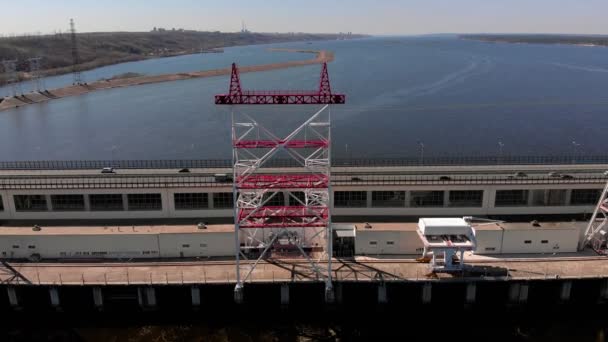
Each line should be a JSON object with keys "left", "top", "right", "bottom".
{"left": 0, "top": 154, "right": 607, "bottom": 170}
{"left": 0, "top": 174, "right": 605, "bottom": 190}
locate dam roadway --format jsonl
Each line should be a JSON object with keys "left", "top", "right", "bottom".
{"left": 2, "top": 255, "right": 608, "bottom": 286}
{"left": 3, "top": 256, "right": 608, "bottom": 309}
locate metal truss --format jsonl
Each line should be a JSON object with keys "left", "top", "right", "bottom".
{"left": 582, "top": 178, "right": 608, "bottom": 253}
{"left": 27, "top": 57, "right": 44, "bottom": 93}
{"left": 2, "top": 59, "right": 21, "bottom": 97}
{"left": 216, "top": 62, "right": 344, "bottom": 303}
{"left": 215, "top": 63, "right": 345, "bottom": 105}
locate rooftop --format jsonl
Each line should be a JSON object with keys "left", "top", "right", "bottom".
{"left": 0, "top": 224, "right": 234, "bottom": 236}
{"left": 497, "top": 221, "right": 586, "bottom": 231}
{"left": 355, "top": 222, "right": 418, "bottom": 231}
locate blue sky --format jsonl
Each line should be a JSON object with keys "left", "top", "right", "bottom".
{"left": 2, "top": 0, "right": 607, "bottom": 35}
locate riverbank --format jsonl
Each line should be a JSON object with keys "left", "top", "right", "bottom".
{"left": 0, "top": 49, "right": 334, "bottom": 112}
{"left": 461, "top": 34, "right": 608, "bottom": 47}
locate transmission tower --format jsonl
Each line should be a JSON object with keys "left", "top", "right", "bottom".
{"left": 1, "top": 59, "right": 21, "bottom": 97}
{"left": 215, "top": 62, "right": 345, "bottom": 303}
{"left": 27, "top": 57, "right": 44, "bottom": 92}
{"left": 70, "top": 18, "right": 84, "bottom": 85}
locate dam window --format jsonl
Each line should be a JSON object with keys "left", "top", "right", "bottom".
{"left": 386, "top": 241, "right": 395, "bottom": 245}
{"left": 12, "top": 245, "right": 19, "bottom": 249}
{"left": 448, "top": 190, "right": 483, "bottom": 207}
{"left": 372, "top": 191, "right": 405, "bottom": 207}
{"left": 213, "top": 193, "right": 234, "bottom": 209}
{"left": 51, "top": 194, "right": 85, "bottom": 211}
{"left": 485, "top": 247, "right": 496, "bottom": 251}
{"left": 541, "top": 240, "right": 549, "bottom": 244}
{"left": 174, "top": 193, "right": 208, "bottom": 210}
{"left": 127, "top": 193, "right": 162, "bottom": 211}
{"left": 570, "top": 189, "right": 602, "bottom": 205}
{"left": 288, "top": 192, "right": 306, "bottom": 206}
{"left": 14, "top": 195, "right": 48, "bottom": 212}
{"left": 410, "top": 191, "right": 444, "bottom": 207}
{"left": 369, "top": 241, "right": 378, "bottom": 246}
{"left": 524, "top": 240, "right": 532, "bottom": 244}
{"left": 531, "top": 189, "right": 567, "bottom": 206}
{"left": 495, "top": 190, "right": 529, "bottom": 207}
{"left": 334, "top": 191, "right": 367, "bottom": 208}
{"left": 90, "top": 194, "right": 124, "bottom": 211}
{"left": 0, "top": 195, "right": 3, "bottom": 211}
{"left": 182, "top": 244, "right": 190, "bottom": 248}
{"left": 263, "top": 192, "right": 285, "bottom": 206}
{"left": 28, "top": 245, "right": 35, "bottom": 249}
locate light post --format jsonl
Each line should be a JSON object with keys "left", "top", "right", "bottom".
{"left": 417, "top": 141, "right": 425, "bottom": 166}
{"left": 498, "top": 140, "right": 504, "bottom": 164}
{"left": 110, "top": 145, "right": 118, "bottom": 167}
{"left": 571, "top": 140, "right": 580, "bottom": 164}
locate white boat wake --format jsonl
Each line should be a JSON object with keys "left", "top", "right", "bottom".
{"left": 551, "top": 63, "right": 608, "bottom": 73}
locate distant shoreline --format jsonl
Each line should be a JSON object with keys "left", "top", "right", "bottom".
{"left": 0, "top": 49, "right": 334, "bottom": 112}
{"left": 0, "top": 31, "right": 366, "bottom": 87}
{"left": 461, "top": 34, "right": 608, "bottom": 48}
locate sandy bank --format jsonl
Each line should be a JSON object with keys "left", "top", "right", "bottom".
{"left": 0, "top": 49, "right": 334, "bottom": 112}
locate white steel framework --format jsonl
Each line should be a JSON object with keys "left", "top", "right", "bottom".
{"left": 216, "top": 62, "right": 344, "bottom": 303}
{"left": 230, "top": 105, "right": 334, "bottom": 303}
{"left": 582, "top": 177, "right": 608, "bottom": 253}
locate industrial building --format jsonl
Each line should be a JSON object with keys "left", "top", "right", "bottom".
{"left": 0, "top": 219, "right": 586, "bottom": 261}
{"left": 0, "top": 163, "right": 604, "bottom": 222}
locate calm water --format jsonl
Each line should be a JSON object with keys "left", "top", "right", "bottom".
{"left": 2, "top": 36, "right": 608, "bottom": 160}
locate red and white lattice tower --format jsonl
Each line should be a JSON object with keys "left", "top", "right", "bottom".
{"left": 215, "top": 62, "right": 345, "bottom": 303}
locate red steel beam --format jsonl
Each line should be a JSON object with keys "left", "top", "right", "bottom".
{"left": 215, "top": 63, "right": 345, "bottom": 105}
{"left": 238, "top": 206, "right": 329, "bottom": 228}
{"left": 236, "top": 174, "right": 329, "bottom": 189}
{"left": 234, "top": 139, "right": 328, "bottom": 149}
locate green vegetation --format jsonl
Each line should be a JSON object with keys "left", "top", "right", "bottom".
{"left": 461, "top": 34, "right": 608, "bottom": 47}
{"left": 0, "top": 30, "right": 364, "bottom": 85}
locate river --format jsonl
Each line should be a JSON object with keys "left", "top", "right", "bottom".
{"left": 1, "top": 36, "right": 608, "bottom": 160}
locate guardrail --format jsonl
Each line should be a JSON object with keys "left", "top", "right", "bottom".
{"left": 0, "top": 174, "right": 605, "bottom": 190}
{"left": 0, "top": 155, "right": 607, "bottom": 170}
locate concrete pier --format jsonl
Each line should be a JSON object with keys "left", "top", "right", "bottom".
{"left": 6, "top": 287, "right": 18, "bottom": 307}
{"left": 191, "top": 286, "right": 201, "bottom": 307}
{"left": 509, "top": 283, "right": 529, "bottom": 304}
{"left": 280, "top": 284, "right": 290, "bottom": 306}
{"left": 92, "top": 287, "right": 103, "bottom": 309}
{"left": 465, "top": 283, "right": 476, "bottom": 304}
{"left": 422, "top": 283, "right": 432, "bottom": 304}
{"left": 600, "top": 279, "right": 608, "bottom": 302}
{"left": 325, "top": 284, "right": 335, "bottom": 304}
{"left": 560, "top": 281, "right": 572, "bottom": 302}
{"left": 334, "top": 283, "right": 343, "bottom": 304}
{"left": 49, "top": 287, "right": 60, "bottom": 308}
{"left": 377, "top": 283, "right": 388, "bottom": 304}
{"left": 138, "top": 287, "right": 157, "bottom": 308}
{"left": 234, "top": 285, "right": 244, "bottom": 304}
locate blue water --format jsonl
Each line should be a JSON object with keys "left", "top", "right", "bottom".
{"left": 0, "top": 42, "right": 310, "bottom": 97}
{"left": 2, "top": 36, "right": 608, "bottom": 160}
